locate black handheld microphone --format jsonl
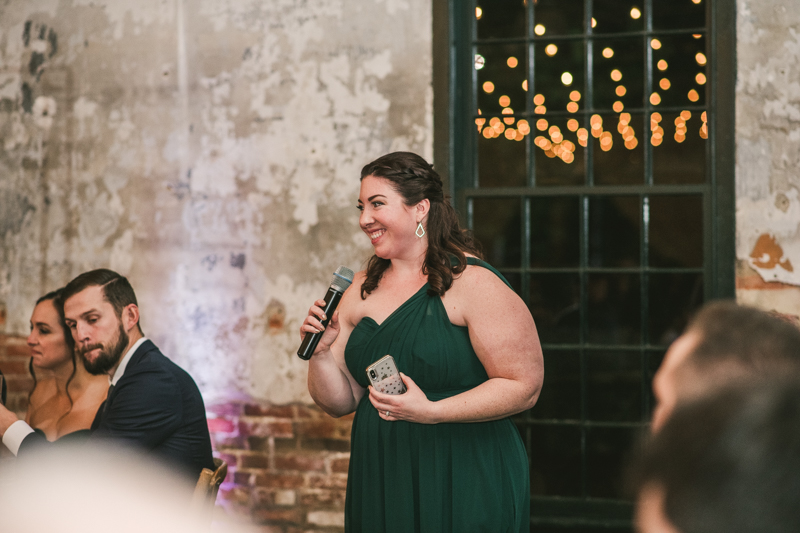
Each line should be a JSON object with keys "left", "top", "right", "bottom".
{"left": 298, "top": 266, "right": 355, "bottom": 360}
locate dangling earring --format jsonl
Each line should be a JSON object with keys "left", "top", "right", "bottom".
{"left": 416, "top": 222, "right": 426, "bottom": 238}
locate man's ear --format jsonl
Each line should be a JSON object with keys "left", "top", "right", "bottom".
{"left": 122, "top": 304, "right": 140, "bottom": 334}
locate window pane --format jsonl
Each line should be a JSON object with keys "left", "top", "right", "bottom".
{"left": 652, "top": 110, "right": 707, "bottom": 184}
{"left": 593, "top": 0, "right": 645, "bottom": 34}
{"left": 593, "top": 113, "right": 645, "bottom": 185}
{"left": 530, "top": 274, "right": 581, "bottom": 344}
{"left": 477, "top": 43, "right": 528, "bottom": 115}
{"left": 529, "top": 425, "right": 582, "bottom": 497}
{"left": 586, "top": 350, "right": 642, "bottom": 422}
{"left": 587, "top": 274, "right": 641, "bottom": 344}
{"left": 649, "top": 195, "right": 703, "bottom": 267}
{"left": 652, "top": 0, "right": 706, "bottom": 31}
{"left": 587, "top": 427, "right": 641, "bottom": 498}
{"left": 533, "top": 114, "right": 585, "bottom": 186}
{"left": 531, "top": 350, "right": 581, "bottom": 420}
{"left": 649, "top": 273, "right": 703, "bottom": 345}
{"left": 589, "top": 196, "right": 640, "bottom": 267}
{"left": 477, "top": 0, "right": 527, "bottom": 40}
{"left": 593, "top": 38, "right": 644, "bottom": 110}
{"left": 534, "top": 0, "right": 585, "bottom": 36}
{"left": 650, "top": 34, "right": 707, "bottom": 108}
{"left": 534, "top": 40, "right": 585, "bottom": 113}
{"left": 478, "top": 117, "right": 528, "bottom": 187}
{"left": 531, "top": 196, "right": 580, "bottom": 267}
{"left": 472, "top": 198, "right": 522, "bottom": 267}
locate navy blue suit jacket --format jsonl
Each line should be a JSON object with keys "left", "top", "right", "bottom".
{"left": 19, "top": 340, "right": 215, "bottom": 480}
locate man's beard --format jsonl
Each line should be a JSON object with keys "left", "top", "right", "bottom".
{"left": 79, "top": 323, "right": 129, "bottom": 376}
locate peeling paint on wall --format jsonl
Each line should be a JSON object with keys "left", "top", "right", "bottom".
{"left": 0, "top": 0, "right": 432, "bottom": 405}
{"left": 737, "top": 0, "right": 800, "bottom": 291}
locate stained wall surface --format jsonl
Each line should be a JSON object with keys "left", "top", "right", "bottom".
{"left": 736, "top": 0, "right": 800, "bottom": 319}
{"left": 0, "top": 0, "right": 433, "bottom": 404}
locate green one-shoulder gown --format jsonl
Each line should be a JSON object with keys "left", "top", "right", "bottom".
{"left": 344, "top": 258, "right": 530, "bottom": 532}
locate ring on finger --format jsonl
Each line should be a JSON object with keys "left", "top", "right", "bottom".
{"left": 386, "top": 410, "right": 390, "bottom": 417}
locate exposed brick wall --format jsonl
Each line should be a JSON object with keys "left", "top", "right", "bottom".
{"left": 0, "top": 334, "right": 33, "bottom": 460}
{"left": 208, "top": 401, "right": 353, "bottom": 532}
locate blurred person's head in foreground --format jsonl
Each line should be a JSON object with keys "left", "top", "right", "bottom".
{"left": 0, "top": 442, "right": 246, "bottom": 533}
{"left": 651, "top": 300, "right": 800, "bottom": 431}
{"left": 633, "top": 379, "right": 800, "bottom": 533}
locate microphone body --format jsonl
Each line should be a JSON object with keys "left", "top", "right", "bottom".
{"left": 298, "top": 266, "right": 354, "bottom": 360}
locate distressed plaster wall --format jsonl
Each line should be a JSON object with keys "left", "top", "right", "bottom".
{"left": 0, "top": 0, "right": 433, "bottom": 404}
{"left": 736, "top": 0, "right": 800, "bottom": 320}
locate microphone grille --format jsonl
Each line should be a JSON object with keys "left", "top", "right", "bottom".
{"left": 330, "top": 266, "right": 355, "bottom": 292}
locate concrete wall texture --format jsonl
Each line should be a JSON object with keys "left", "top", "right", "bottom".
{"left": 736, "top": 0, "right": 800, "bottom": 319}
{"left": 0, "top": 0, "right": 433, "bottom": 405}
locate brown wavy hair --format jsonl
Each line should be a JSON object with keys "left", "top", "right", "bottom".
{"left": 360, "top": 152, "right": 481, "bottom": 298}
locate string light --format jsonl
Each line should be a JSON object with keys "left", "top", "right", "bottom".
{"left": 602, "top": 47, "right": 614, "bottom": 58}
{"left": 651, "top": 39, "right": 662, "bottom": 50}
{"left": 650, "top": 92, "right": 662, "bottom": 105}
{"left": 630, "top": 7, "right": 641, "bottom": 19}
{"left": 475, "top": 117, "right": 486, "bottom": 132}
{"left": 534, "top": 24, "right": 546, "bottom": 35}
{"left": 591, "top": 17, "right": 597, "bottom": 28}
{"left": 567, "top": 102, "right": 579, "bottom": 112}
{"left": 680, "top": 110, "right": 692, "bottom": 120}
{"left": 518, "top": 120, "right": 531, "bottom": 135}
{"left": 476, "top": 6, "right": 482, "bottom": 19}
{"left": 659, "top": 78, "right": 671, "bottom": 90}
{"left": 611, "top": 69, "right": 622, "bottom": 82}
{"left": 545, "top": 44, "right": 558, "bottom": 56}
{"left": 502, "top": 108, "right": 515, "bottom": 125}
{"left": 696, "top": 73, "right": 707, "bottom": 85}
{"left": 483, "top": 81, "right": 495, "bottom": 93}
{"left": 619, "top": 113, "right": 631, "bottom": 125}
{"left": 522, "top": 80, "right": 528, "bottom": 91}
{"left": 474, "top": 54, "right": 485, "bottom": 70}
{"left": 616, "top": 85, "right": 627, "bottom": 97}
{"left": 507, "top": 57, "right": 518, "bottom": 68}
{"left": 567, "top": 119, "right": 579, "bottom": 131}
{"left": 533, "top": 94, "right": 545, "bottom": 106}
{"left": 692, "top": 0, "right": 701, "bottom": 4}
{"left": 613, "top": 101, "right": 624, "bottom": 112}
{"left": 570, "top": 91, "right": 581, "bottom": 101}
{"left": 696, "top": 52, "right": 707, "bottom": 66}
{"left": 561, "top": 72, "right": 574, "bottom": 85}
{"left": 535, "top": 105, "right": 547, "bottom": 114}
{"left": 499, "top": 95, "right": 511, "bottom": 107}
{"left": 600, "top": 131, "right": 613, "bottom": 151}
{"left": 536, "top": 118, "right": 548, "bottom": 131}
{"left": 700, "top": 112, "right": 708, "bottom": 139}
{"left": 688, "top": 89, "right": 700, "bottom": 102}
{"left": 657, "top": 60, "right": 668, "bottom": 71}
{"left": 483, "top": 127, "right": 494, "bottom": 139}
{"left": 505, "top": 128, "right": 517, "bottom": 140}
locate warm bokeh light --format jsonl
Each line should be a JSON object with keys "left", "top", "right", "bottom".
{"left": 504, "top": 116, "right": 515, "bottom": 125}
{"left": 611, "top": 69, "right": 622, "bottom": 82}
{"left": 490, "top": 117, "right": 501, "bottom": 126}
{"left": 493, "top": 121, "right": 506, "bottom": 134}
{"left": 650, "top": 92, "right": 662, "bottom": 105}
{"left": 600, "top": 131, "right": 613, "bottom": 151}
{"left": 518, "top": 120, "right": 530, "bottom": 135}
{"left": 591, "top": 17, "right": 597, "bottom": 28}
{"left": 522, "top": 80, "right": 528, "bottom": 91}
{"left": 696, "top": 73, "right": 707, "bottom": 85}
{"left": 651, "top": 136, "right": 663, "bottom": 146}
{"left": 625, "top": 137, "right": 639, "bottom": 150}
{"left": 483, "top": 81, "right": 495, "bottom": 93}
{"left": 499, "top": 95, "right": 511, "bottom": 107}
{"left": 545, "top": 44, "right": 558, "bottom": 56}
{"left": 474, "top": 54, "right": 485, "bottom": 70}
{"left": 651, "top": 39, "right": 662, "bottom": 50}
{"left": 616, "top": 85, "right": 627, "bottom": 97}
{"left": 657, "top": 60, "right": 668, "bottom": 71}
{"left": 630, "top": 7, "right": 641, "bottom": 19}
{"left": 505, "top": 128, "right": 517, "bottom": 140}
{"left": 659, "top": 78, "right": 671, "bottom": 90}
{"left": 476, "top": 6, "right": 482, "bottom": 19}
{"left": 567, "top": 102, "right": 579, "bottom": 113}
{"left": 620, "top": 113, "right": 631, "bottom": 125}
{"left": 533, "top": 94, "right": 545, "bottom": 106}
{"left": 700, "top": 123, "right": 708, "bottom": 139}
{"left": 651, "top": 112, "right": 662, "bottom": 123}
{"left": 692, "top": 0, "right": 701, "bottom": 4}
{"left": 475, "top": 117, "right": 486, "bottom": 131}
{"left": 613, "top": 101, "right": 624, "bottom": 112}
{"left": 534, "top": 24, "right": 546, "bottom": 35}
{"left": 688, "top": 89, "right": 700, "bottom": 102}
{"left": 569, "top": 90, "right": 581, "bottom": 101}
{"left": 507, "top": 57, "right": 518, "bottom": 68}
{"left": 602, "top": 47, "right": 614, "bottom": 59}
{"left": 680, "top": 110, "right": 692, "bottom": 120}
{"left": 561, "top": 72, "right": 574, "bottom": 85}
{"left": 535, "top": 105, "right": 547, "bottom": 114}
{"left": 696, "top": 52, "right": 707, "bottom": 66}
{"left": 693, "top": 34, "right": 702, "bottom": 39}
{"left": 567, "top": 119, "right": 579, "bottom": 131}
{"left": 548, "top": 125, "right": 561, "bottom": 136}
{"left": 537, "top": 118, "right": 548, "bottom": 131}
{"left": 701, "top": 111, "right": 708, "bottom": 122}
{"left": 482, "top": 127, "right": 494, "bottom": 139}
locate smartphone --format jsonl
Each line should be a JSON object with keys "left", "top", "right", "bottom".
{"left": 366, "top": 355, "right": 407, "bottom": 395}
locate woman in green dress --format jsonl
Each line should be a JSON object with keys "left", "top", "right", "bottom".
{"left": 302, "top": 152, "right": 544, "bottom": 532}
